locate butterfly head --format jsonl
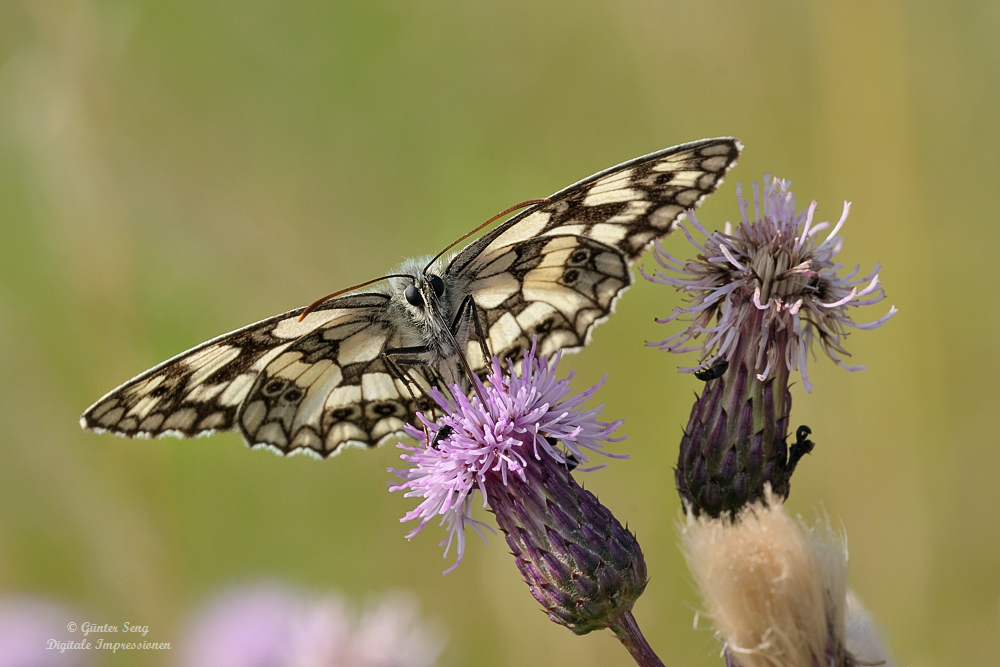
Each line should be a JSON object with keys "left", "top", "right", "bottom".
{"left": 403, "top": 273, "right": 445, "bottom": 311}
{"left": 386, "top": 256, "right": 455, "bottom": 322}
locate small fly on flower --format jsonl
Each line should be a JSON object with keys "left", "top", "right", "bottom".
{"left": 694, "top": 358, "right": 729, "bottom": 381}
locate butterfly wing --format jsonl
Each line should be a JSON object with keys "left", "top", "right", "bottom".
{"left": 80, "top": 295, "right": 394, "bottom": 443}
{"left": 458, "top": 233, "right": 631, "bottom": 370}
{"left": 450, "top": 137, "right": 742, "bottom": 368}
{"left": 236, "top": 302, "right": 440, "bottom": 458}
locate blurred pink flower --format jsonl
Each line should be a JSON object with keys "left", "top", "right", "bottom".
{"left": 0, "top": 597, "right": 91, "bottom": 667}
{"left": 180, "top": 585, "right": 443, "bottom": 667}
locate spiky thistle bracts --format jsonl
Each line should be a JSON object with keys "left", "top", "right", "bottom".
{"left": 489, "top": 440, "right": 648, "bottom": 634}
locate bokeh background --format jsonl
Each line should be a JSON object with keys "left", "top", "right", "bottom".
{"left": 1, "top": 1, "right": 997, "bottom": 665}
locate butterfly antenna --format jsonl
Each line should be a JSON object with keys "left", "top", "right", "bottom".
{"left": 422, "top": 198, "right": 550, "bottom": 274}
{"left": 297, "top": 273, "right": 415, "bottom": 322}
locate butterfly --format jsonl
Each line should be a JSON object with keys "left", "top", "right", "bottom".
{"left": 80, "top": 138, "right": 741, "bottom": 458}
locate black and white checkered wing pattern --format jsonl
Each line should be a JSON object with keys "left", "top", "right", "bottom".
{"left": 80, "top": 296, "right": 397, "bottom": 445}
{"left": 236, "top": 299, "right": 438, "bottom": 458}
{"left": 449, "top": 137, "right": 741, "bottom": 369}
{"left": 456, "top": 233, "right": 631, "bottom": 371}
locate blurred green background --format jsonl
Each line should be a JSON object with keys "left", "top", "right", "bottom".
{"left": 1, "top": 1, "right": 997, "bottom": 665}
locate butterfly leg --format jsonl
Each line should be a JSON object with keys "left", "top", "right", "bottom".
{"left": 382, "top": 346, "right": 441, "bottom": 446}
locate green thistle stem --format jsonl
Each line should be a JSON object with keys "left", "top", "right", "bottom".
{"left": 612, "top": 611, "right": 666, "bottom": 667}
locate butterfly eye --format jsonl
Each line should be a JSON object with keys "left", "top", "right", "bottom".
{"left": 428, "top": 274, "right": 445, "bottom": 297}
{"left": 404, "top": 283, "right": 424, "bottom": 308}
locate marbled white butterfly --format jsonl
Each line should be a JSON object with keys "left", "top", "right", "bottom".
{"left": 81, "top": 138, "right": 741, "bottom": 458}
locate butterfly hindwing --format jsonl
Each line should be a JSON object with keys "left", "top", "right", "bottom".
{"left": 237, "top": 296, "right": 437, "bottom": 457}
{"left": 463, "top": 234, "right": 630, "bottom": 370}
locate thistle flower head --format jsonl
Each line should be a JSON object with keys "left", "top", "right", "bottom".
{"left": 391, "top": 342, "right": 624, "bottom": 573}
{"left": 646, "top": 175, "right": 896, "bottom": 392}
{"left": 392, "top": 343, "right": 647, "bottom": 636}
{"left": 648, "top": 177, "right": 896, "bottom": 516}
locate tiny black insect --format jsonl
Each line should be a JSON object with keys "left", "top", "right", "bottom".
{"left": 787, "top": 425, "right": 815, "bottom": 474}
{"left": 694, "top": 358, "right": 729, "bottom": 381}
{"left": 430, "top": 425, "right": 454, "bottom": 450}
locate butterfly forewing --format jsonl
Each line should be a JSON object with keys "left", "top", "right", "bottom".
{"left": 81, "top": 297, "right": 385, "bottom": 440}
{"left": 455, "top": 137, "right": 741, "bottom": 367}
{"left": 81, "top": 310, "right": 308, "bottom": 439}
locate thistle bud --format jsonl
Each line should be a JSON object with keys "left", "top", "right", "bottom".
{"left": 487, "top": 437, "right": 647, "bottom": 634}
{"left": 646, "top": 176, "right": 895, "bottom": 516}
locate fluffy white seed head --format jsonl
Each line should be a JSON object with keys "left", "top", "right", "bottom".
{"left": 681, "top": 488, "right": 892, "bottom": 667}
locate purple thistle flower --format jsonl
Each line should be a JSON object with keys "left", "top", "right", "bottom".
{"left": 646, "top": 176, "right": 896, "bottom": 516}
{"left": 392, "top": 344, "right": 657, "bottom": 654}
{"left": 391, "top": 342, "right": 625, "bottom": 574}
{"left": 645, "top": 175, "right": 896, "bottom": 392}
